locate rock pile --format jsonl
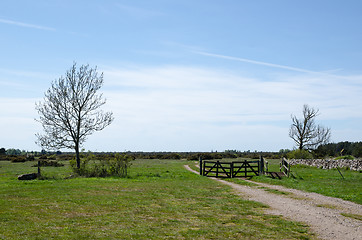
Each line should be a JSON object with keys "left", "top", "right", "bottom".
{"left": 18, "top": 173, "right": 38, "bottom": 180}
{"left": 289, "top": 158, "right": 362, "bottom": 171}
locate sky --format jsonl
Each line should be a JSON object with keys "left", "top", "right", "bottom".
{"left": 1, "top": 0, "right": 362, "bottom": 152}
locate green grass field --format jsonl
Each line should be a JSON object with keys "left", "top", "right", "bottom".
{"left": 192, "top": 158, "right": 362, "bottom": 204}
{"left": 0, "top": 159, "right": 313, "bottom": 239}
{"left": 251, "top": 159, "right": 362, "bottom": 204}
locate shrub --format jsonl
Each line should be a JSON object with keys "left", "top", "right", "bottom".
{"left": 26, "top": 156, "right": 35, "bottom": 161}
{"left": 160, "top": 153, "right": 181, "bottom": 160}
{"left": 32, "top": 160, "right": 64, "bottom": 167}
{"left": 186, "top": 152, "right": 222, "bottom": 161}
{"left": 57, "top": 154, "right": 75, "bottom": 161}
{"left": 334, "top": 155, "right": 355, "bottom": 160}
{"left": 287, "top": 149, "right": 313, "bottom": 159}
{"left": 47, "top": 155, "right": 57, "bottom": 160}
{"left": 69, "top": 156, "right": 89, "bottom": 176}
{"left": 108, "top": 153, "right": 134, "bottom": 177}
{"left": 9, "top": 155, "right": 27, "bottom": 162}
{"left": 70, "top": 153, "right": 134, "bottom": 178}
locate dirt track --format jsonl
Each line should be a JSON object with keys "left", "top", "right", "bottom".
{"left": 184, "top": 165, "right": 362, "bottom": 240}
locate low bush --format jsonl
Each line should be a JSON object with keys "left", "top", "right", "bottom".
{"left": 334, "top": 155, "right": 355, "bottom": 160}
{"left": 32, "top": 160, "right": 64, "bottom": 167}
{"left": 186, "top": 152, "right": 223, "bottom": 161}
{"left": 47, "top": 155, "right": 57, "bottom": 160}
{"left": 70, "top": 153, "right": 134, "bottom": 178}
{"left": 9, "top": 155, "right": 27, "bottom": 162}
{"left": 26, "top": 156, "right": 35, "bottom": 161}
{"left": 160, "top": 153, "right": 181, "bottom": 160}
{"left": 0, "top": 155, "right": 29, "bottom": 162}
{"left": 287, "top": 149, "right": 313, "bottom": 159}
{"left": 57, "top": 154, "right": 75, "bottom": 161}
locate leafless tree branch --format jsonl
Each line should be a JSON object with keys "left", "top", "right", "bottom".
{"left": 289, "top": 104, "right": 331, "bottom": 150}
{"left": 35, "top": 63, "right": 114, "bottom": 168}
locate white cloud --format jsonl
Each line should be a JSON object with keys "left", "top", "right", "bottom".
{"left": 103, "top": 65, "right": 362, "bottom": 120}
{"left": 2, "top": 65, "right": 361, "bottom": 152}
{"left": 0, "top": 98, "right": 41, "bottom": 150}
{"left": 93, "top": 65, "right": 362, "bottom": 151}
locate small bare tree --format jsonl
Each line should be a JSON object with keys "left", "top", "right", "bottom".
{"left": 289, "top": 104, "right": 331, "bottom": 150}
{"left": 36, "top": 63, "right": 114, "bottom": 169}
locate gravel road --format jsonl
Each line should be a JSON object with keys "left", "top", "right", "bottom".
{"left": 184, "top": 165, "right": 362, "bottom": 240}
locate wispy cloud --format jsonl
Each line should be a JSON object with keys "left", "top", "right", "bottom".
{"left": 95, "top": 65, "right": 362, "bottom": 151}
{"left": 103, "top": 65, "right": 362, "bottom": 125}
{"left": 195, "top": 51, "right": 353, "bottom": 80}
{"left": 2, "top": 64, "right": 362, "bottom": 151}
{"left": 0, "top": 18, "right": 55, "bottom": 31}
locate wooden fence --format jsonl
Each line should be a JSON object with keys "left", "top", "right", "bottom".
{"left": 280, "top": 158, "right": 290, "bottom": 177}
{"left": 200, "top": 160, "right": 260, "bottom": 178}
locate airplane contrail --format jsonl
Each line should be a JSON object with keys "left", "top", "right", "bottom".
{"left": 0, "top": 18, "right": 55, "bottom": 31}
{"left": 195, "top": 51, "right": 331, "bottom": 75}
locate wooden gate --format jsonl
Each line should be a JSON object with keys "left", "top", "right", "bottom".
{"left": 202, "top": 161, "right": 232, "bottom": 178}
{"left": 201, "top": 160, "right": 260, "bottom": 178}
{"left": 280, "top": 158, "right": 290, "bottom": 177}
{"left": 231, "top": 160, "right": 260, "bottom": 178}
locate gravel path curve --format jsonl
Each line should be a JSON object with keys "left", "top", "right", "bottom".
{"left": 184, "top": 165, "right": 362, "bottom": 240}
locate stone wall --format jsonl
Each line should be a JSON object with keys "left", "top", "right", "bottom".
{"left": 289, "top": 158, "right": 362, "bottom": 171}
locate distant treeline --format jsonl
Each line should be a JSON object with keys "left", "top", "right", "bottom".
{"left": 313, "top": 141, "right": 362, "bottom": 158}
{"left": 0, "top": 148, "right": 278, "bottom": 161}
{"left": 1, "top": 141, "right": 361, "bottom": 161}
{"left": 108, "top": 150, "right": 286, "bottom": 161}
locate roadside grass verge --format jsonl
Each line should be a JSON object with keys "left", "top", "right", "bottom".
{"left": 0, "top": 159, "right": 313, "bottom": 239}
{"left": 190, "top": 158, "right": 361, "bottom": 204}
{"left": 258, "top": 187, "right": 291, "bottom": 195}
{"left": 341, "top": 213, "right": 362, "bottom": 221}
{"left": 252, "top": 160, "right": 362, "bottom": 204}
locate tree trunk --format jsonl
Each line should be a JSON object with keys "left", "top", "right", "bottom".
{"left": 75, "top": 145, "right": 80, "bottom": 169}
{"left": 299, "top": 136, "right": 304, "bottom": 150}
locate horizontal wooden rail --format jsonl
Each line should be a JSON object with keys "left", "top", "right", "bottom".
{"left": 280, "top": 158, "right": 290, "bottom": 177}
{"left": 201, "top": 160, "right": 261, "bottom": 178}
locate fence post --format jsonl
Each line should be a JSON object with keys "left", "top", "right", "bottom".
{"left": 287, "top": 160, "right": 290, "bottom": 177}
{"left": 259, "top": 156, "right": 264, "bottom": 175}
{"left": 230, "top": 162, "right": 234, "bottom": 178}
{"left": 199, "top": 157, "right": 203, "bottom": 176}
{"left": 216, "top": 160, "right": 219, "bottom": 178}
{"left": 37, "top": 160, "right": 41, "bottom": 178}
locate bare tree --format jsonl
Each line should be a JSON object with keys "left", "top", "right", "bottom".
{"left": 36, "top": 63, "right": 114, "bottom": 169}
{"left": 289, "top": 104, "right": 331, "bottom": 150}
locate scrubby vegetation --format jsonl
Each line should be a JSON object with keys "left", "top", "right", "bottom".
{"left": 314, "top": 141, "right": 362, "bottom": 158}
{"left": 287, "top": 149, "right": 313, "bottom": 159}
{"left": 70, "top": 152, "right": 134, "bottom": 178}
{"left": 334, "top": 155, "right": 355, "bottom": 160}
{"left": 32, "top": 160, "right": 64, "bottom": 167}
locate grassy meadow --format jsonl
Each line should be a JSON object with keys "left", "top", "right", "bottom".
{"left": 0, "top": 158, "right": 313, "bottom": 239}
{"left": 190, "top": 158, "right": 362, "bottom": 204}
{"left": 251, "top": 159, "right": 362, "bottom": 204}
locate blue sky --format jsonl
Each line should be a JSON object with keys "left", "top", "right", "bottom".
{"left": 1, "top": 0, "right": 362, "bottom": 152}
